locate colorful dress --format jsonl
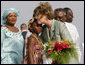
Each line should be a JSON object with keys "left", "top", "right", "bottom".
{"left": 1, "top": 26, "right": 24, "bottom": 64}
{"left": 25, "top": 34, "right": 43, "bottom": 64}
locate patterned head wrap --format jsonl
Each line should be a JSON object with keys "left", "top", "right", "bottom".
{"left": 1, "top": 8, "right": 20, "bottom": 25}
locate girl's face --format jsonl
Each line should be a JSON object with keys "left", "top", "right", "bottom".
{"left": 33, "top": 22, "right": 43, "bottom": 34}
{"left": 6, "top": 12, "right": 17, "bottom": 25}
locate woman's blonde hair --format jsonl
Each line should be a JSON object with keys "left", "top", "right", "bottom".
{"left": 33, "top": 2, "right": 54, "bottom": 20}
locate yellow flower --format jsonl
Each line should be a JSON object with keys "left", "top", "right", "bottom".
{"left": 52, "top": 47, "right": 54, "bottom": 50}
{"left": 55, "top": 51, "right": 58, "bottom": 56}
{"left": 50, "top": 42, "right": 52, "bottom": 45}
{"left": 49, "top": 46, "right": 51, "bottom": 48}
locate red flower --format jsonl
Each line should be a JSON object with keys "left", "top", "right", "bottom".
{"left": 54, "top": 41, "right": 59, "bottom": 50}
{"left": 47, "top": 48, "right": 53, "bottom": 53}
{"left": 60, "top": 43, "right": 65, "bottom": 49}
{"left": 54, "top": 41, "right": 70, "bottom": 52}
{"left": 55, "top": 41, "right": 59, "bottom": 47}
{"left": 57, "top": 46, "right": 62, "bottom": 51}
{"left": 64, "top": 44, "right": 69, "bottom": 48}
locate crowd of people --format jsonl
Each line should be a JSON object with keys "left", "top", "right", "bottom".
{"left": 1, "top": 2, "right": 84, "bottom": 64}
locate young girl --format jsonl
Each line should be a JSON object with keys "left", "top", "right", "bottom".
{"left": 23, "top": 18, "right": 43, "bottom": 64}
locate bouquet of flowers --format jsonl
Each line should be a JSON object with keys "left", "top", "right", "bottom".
{"left": 44, "top": 39, "right": 78, "bottom": 64}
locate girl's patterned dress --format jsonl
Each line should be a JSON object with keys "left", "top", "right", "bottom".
{"left": 23, "top": 34, "right": 43, "bottom": 64}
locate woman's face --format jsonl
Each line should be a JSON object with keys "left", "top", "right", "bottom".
{"left": 33, "top": 22, "right": 43, "bottom": 34}
{"left": 35, "top": 14, "right": 48, "bottom": 25}
{"left": 6, "top": 12, "right": 17, "bottom": 25}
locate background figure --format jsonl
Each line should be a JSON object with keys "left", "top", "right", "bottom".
{"left": 54, "top": 8, "right": 67, "bottom": 22}
{"left": 63, "top": 7, "right": 80, "bottom": 43}
{"left": 54, "top": 7, "right": 81, "bottom": 64}
{"left": 63, "top": 7, "right": 84, "bottom": 64}
{"left": 20, "top": 23, "right": 28, "bottom": 40}
{"left": 20, "top": 23, "right": 27, "bottom": 58}
{"left": 20, "top": 23, "right": 31, "bottom": 58}
{"left": 54, "top": 8, "right": 80, "bottom": 44}
{"left": 1, "top": 8, "right": 24, "bottom": 64}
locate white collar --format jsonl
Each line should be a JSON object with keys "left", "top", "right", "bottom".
{"left": 22, "top": 30, "right": 27, "bottom": 32}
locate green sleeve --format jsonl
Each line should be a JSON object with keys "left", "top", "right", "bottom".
{"left": 55, "top": 21, "right": 73, "bottom": 41}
